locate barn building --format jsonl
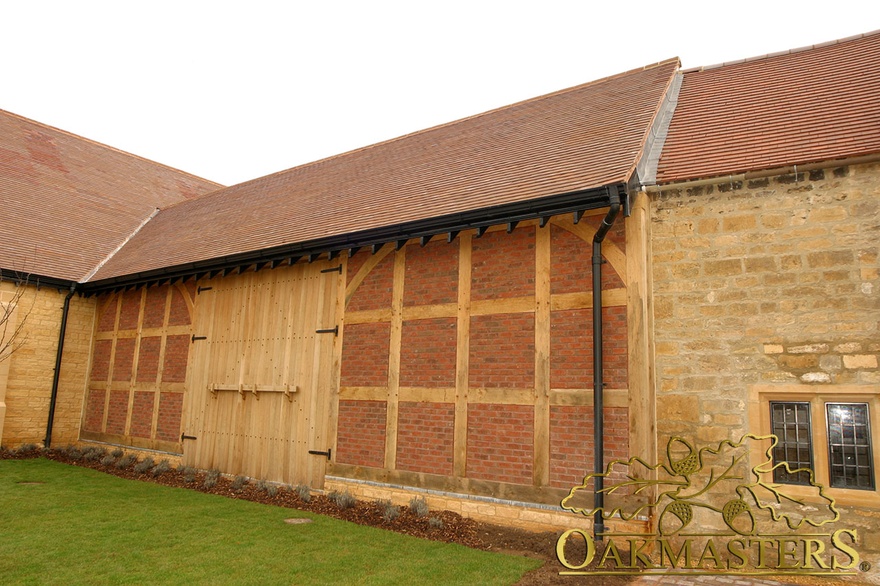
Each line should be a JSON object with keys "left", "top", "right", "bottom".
{"left": 1, "top": 30, "right": 878, "bottom": 544}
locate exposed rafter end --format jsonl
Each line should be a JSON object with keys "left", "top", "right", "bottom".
{"left": 475, "top": 226, "right": 488, "bottom": 238}
{"left": 209, "top": 269, "right": 223, "bottom": 279}
{"left": 396, "top": 239, "right": 407, "bottom": 251}
{"left": 329, "top": 250, "right": 340, "bottom": 260}
{"left": 308, "top": 253, "right": 321, "bottom": 263}
{"left": 573, "top": 210, "right": 585, "bottom": 224}
{"left": 371, "top": 243, "right": 384, "bottom": 255}
{"left": 447, "top": 231, "right": 459, "bottom": 243}
{"left": 539, "top": 216, "right": 550, "bottom": 228}
{"left": 506, "top": 221, "right": 518, "bottom": 234}
{"left": 223, "top": 266, "right": 238, "bottom": 277}
{"left": 348, "top": 246, "right": 361, "bottom": 258}
{"left": 419, "top": 235, "right": 432, "bottom": 247}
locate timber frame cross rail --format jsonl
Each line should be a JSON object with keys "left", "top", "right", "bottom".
{"left": 208, "top": 383, "right": 298, "bottom": 402}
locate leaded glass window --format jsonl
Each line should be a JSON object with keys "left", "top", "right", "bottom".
{"left": 770, "top": 401, "right": 814, "bottom": 485}
{"left": 827, "top": 403, "right": 874, "bottom": 490}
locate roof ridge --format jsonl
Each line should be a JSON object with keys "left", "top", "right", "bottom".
{"left": 205, "top": 57, "right": 684, "bottom": 194}
{"left": 0, "top": 108, "right": 225, "bottom": 189}
{"left": 681, "top": 29, "right": 880, "bottom": 73}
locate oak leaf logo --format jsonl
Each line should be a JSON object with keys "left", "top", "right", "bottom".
{"left": 560, "top": 434, "right": 839, "bottom": 535}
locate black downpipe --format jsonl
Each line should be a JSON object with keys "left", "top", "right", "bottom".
{"left": 44, "top": 284, "right": 76, "bottom": 448}
{"left": 592, "top": 190, "right": 621, "bottom": 539}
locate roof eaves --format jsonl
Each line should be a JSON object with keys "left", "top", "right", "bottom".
{"left": 80, "top": 182, "right": 626, "bottom": 293}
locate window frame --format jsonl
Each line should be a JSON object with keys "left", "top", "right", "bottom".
{"left": 750, "top": 384, "right": 880, "bottom": 507}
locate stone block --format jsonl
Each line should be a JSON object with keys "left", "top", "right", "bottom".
{"left": 788, "top": 343, "right": 829, "bottom": 354}
{"left": 843, "top": 354, "right": 878, "bottom": 369}
{"left": 819, "top": 355, "right": 843, "bottom": 372}
{"left": 834, "top": 342, "right": 863, "bottom": 353}
{"left": 800, "top": 372, "right": 832, "bottom": 383}
{"left": 777, "top": 354, "right": 818, "bottom": 369}
{"left": 704, "top": 259, "right": 743, "bottom": 277}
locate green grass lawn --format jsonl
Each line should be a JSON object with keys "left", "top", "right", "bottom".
{"left": 0, "top": 459, "right": 541, "bottom": 585}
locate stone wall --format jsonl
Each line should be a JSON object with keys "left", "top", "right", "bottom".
{"left": 652, "top": 162, "right": 878, "bottom": 447}
{"left": 0, "top": 282, "right": 95, "bottom": 448}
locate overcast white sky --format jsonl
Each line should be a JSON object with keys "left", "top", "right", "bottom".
{"left": 2, "top": 1, "right": 875, "bottom": 186}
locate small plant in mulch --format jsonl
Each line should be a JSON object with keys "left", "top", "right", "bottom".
{"left": 15, "top": 444, "right": 39, "bottom": 456}
{"left": 231, "top": 475, "right": 248, "bottom": 491}
{"left": 101, "top": 454, "right": 117, "bottom": 466}
{"left": 428, "top": 516, "right": 444, "bottom": 530}
{"left": 133, "top": 456, "right": 155, "bottom": 474}
{"left": 61, "top": 445, "right": 84, "bottom": 460}
{"left": 203, "top": 469, "right": 221, "bottom": 489}
{"left": 253, "top": 479, "right": 278, "bottom": 497}
{"left": 409, "top": 495, "right": 429, "bottom": 517}
{"left": 294, "top": 484, "right": 311, "bottom": 503}
{"left": 111, "top": 448, "right": 124, "bottom": 459}
{"left": 115, "top": 454, "right": 138, "bottom": 469}
{"left": 151, "top": 459, "right": 171, "bottom": 477}
{"left": 82, "top": 447, "right": 107, "bottom": 462}
{"left": 328, "top": 490, "right": 357, "bottom": 510}
{"left": 180, "top": 466, "right": 198, "bottom": 483}
{"left": 379, "top": 499, "right": 400, "bottom": 522}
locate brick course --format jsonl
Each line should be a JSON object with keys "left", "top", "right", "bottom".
{"left": 403, "top": 239, "right": 458, "bottom": 306}
{"left": 467, "top": 403, "right": 534, "bottom": 484}
{"left": 142, "top": 286, "right": 166, "bottom": 328}
{"left": 155, "top": 392, "right": 183, "bottom": 442}
{"left": 90, "top": 339, "right": 112, "bottom": 381}
{"left": 162, "top": 335, "right": 189, "bottom": 383}
{"left": 396, "top": 401, "right": 454, "bottom": 475}
{"left": 118, "top": 289, "right": 141, "bottom": 330}
{"left": 549, "top": 405, "right": 629, "bottom": 489}
{"left": 336, "top": 400, "right": 387, "bottom": 468}
{"left": 550, "top": 307, "right": 628, "bottom": 389}
{"left": 167, "top": 286, "right": 190, "bottom": 326}
{"left": 469, "top": 313, "right": 535, "bottom": 388}
{"left": 136, "top": 336, "right": 161, "bottom": 382}
{"left": 105, "top": 390, "right": 129, "bottom": 435}
{"left": 83, "top": 388, "right": 105, "bottom": 433}
{"left": 550, "top": 224, "right": 624, "bottom": 294}
{"left": 112, "top": 338, "right": 135, "bottom": 382}
{"left": 399, "top": 318, "right": 456, "bottom": 387}
{"left": 341, "top": 322, "right": 391, "bottom": 387}
{"left": 129, "top": 391, "right": 155, "bottom": 438}
{"left": 471, "top": 227, "right": 535, "bottom": 301}
{"left": 347, "top": 251, "right": 394, "bottom": 312}
{"left": 96, "top": 297, "right": 117, "bottom": 332}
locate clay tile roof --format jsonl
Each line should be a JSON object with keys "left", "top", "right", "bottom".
{"left": 656, "top": 31, "right": 880, "bottom": 184}
{"left": 90, "top": 59, "right": 679, "bottom": 282}
{"left": 0, "top": 110, "right": 224, "bottom": 282}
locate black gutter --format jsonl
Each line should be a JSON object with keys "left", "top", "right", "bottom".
{"left": 79, "top": 184, "right": 624, "bottom": 294}
{"left": 44, "top": 283, "right": 76, "bottom": 448}
{"left": 0, "top": 268, "right": 77, "bottom": 292}
{"left": 592, "top": 186, "right": 622, "bottom": 539}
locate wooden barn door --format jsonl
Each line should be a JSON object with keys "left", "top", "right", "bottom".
{"left": 182, "top": 260, "right": 340, "bottom": 488}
